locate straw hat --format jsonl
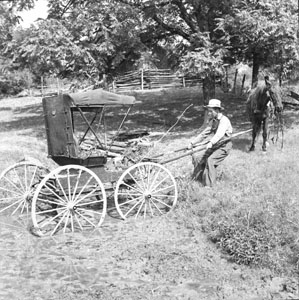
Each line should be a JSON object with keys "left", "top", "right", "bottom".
{"left": 205, "top": 99, "right": 223, "bottom": 110}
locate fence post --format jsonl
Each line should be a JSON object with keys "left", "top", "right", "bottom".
{"left": 182, "top": 76, "right": 185, "bottom": 88}
{"left": 57, "top": 78, "right": 60, "bottom": 94}
{"left": 141, "top": 68, "right": 144, "bottom": 90}
{"left": 41, "top": 76, "right": 44, "bottom": 97}
{"left": 240, "top": 74, "right": 246, "bottom": 95}
{"left": 232, "top": 69, "right": 238, "bottom": 94}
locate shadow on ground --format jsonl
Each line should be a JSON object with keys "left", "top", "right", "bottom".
{"left": 1, "top": 87, "right": 297, "bottom": 152}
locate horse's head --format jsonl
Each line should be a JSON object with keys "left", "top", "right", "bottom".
{"left": 264, "top": 77, "right": 283, "bottom": 114}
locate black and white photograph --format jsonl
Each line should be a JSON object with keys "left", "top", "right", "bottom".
{"left": 0, "top": 0, "right": 299, "bottom": 299}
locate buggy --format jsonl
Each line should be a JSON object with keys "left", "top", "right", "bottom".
{"left": 0, "top": 89, "right": 178, "bottom": 236}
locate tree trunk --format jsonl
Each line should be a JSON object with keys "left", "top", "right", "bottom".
{"left": 202, "top": 74, "right": 215, "bottom": 104}
{"left": 201, "top": 74, "right": 216, "bottom": 128}
{"left": 252, "top": 52, "right": 260, "bottom": 87}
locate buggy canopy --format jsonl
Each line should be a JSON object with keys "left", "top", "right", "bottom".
{"left": 69, "top": 88, "right": 136, "bottom": 106}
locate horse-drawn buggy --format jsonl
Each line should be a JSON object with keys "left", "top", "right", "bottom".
{"left": 0, "top": 89, "right": 178, "bottom": 236}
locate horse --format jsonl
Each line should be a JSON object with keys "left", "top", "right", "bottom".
{"left": 246, "top": 77, "right": 283, "bottom": 152}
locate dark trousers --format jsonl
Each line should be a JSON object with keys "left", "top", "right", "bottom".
{"left": 192, "top": 141, "right": 232, "bottom": 187}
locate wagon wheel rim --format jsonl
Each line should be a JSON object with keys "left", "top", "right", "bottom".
{"left": 31, "top": 165, "right": 107, "bottom": 236}
{"left": 0, "top": 161, "right": 48, "bottom": 217}
{"left": 114, "top": 162, "right": 178, "bottom": 220}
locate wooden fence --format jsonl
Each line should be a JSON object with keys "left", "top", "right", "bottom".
{"left": 112, "top": 69, "right": 202, "bottom": 92}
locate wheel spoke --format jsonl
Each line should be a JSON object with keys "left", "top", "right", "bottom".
{"left": 28, "top": 166, "right": 38, "bottom": 190}
{"left": 0, "top": 198, "right": 23, "bottom": 213}
{"left": 70, "top": 213, "right": 74, "bottom": 232}
{"left": 0, "top": 186, "right": 23, "bottom": 196}
{"left": 152, "top": 184, "right": 175, "bottom": 195}
{"left": 149, "top": 167, "right": 162, "bottom": 190}
{"left": 20, "top": 199, "right": 28, "bottom": 214}
{"left": 31, "top": 165, "right": 106, "bottom": 235}
{"left": 74, "top": 186, "right": 99, "bottom": 205}
{"left": 124, "top": 197, "right": 144, "bottom": 218}
{"left": 38, "top": 207, "right": 66, "bottom": 227}
{"left": 71, "top": 169, "right": 82, "bottom": 202}
{"left": 2, "top": 176, "right": 24, "bottom": 194}
{"left": 50, "top": 210, "right": 69, "bottom": 235}
{"left": 55, "top": 175, "right": 70, "bottom": 203}
{"left": 149, "top": 198, "right": 164, "bottom": 215}
{"left": 74, "top": 213, "right": 83, "bottom": 231}
{"left": 35, "top": 196, "right": 65, "bottom": 207}
{"left": 36, "top": 206, "right": 65, "bottom": 215}
{"left": 118, "top": 195, "right": 143, "bottom": 207}
{"left": 76, "top": 206, "right": 104, "bottom": 217}
{"left": 13, "top": 167, "right": 25, "bottom": 191}
{"left": 115, "top": 162, "right": 177, "bottom": 220}
{"left": 148, "top": 200, "right": 154, "bottom": 217}
{"left": 119, "top": 181, "right": 143, "bottom": 194}
{"left": 143, "top": 202, "right": 147, "bottom": 219}
{"left": 43, "top": 183, "right": 68, "bottom": 205}
{"left": 117, "top": 191, "right": 141, "bottom": 196}
{"left": 24, "top": 164, "right": 28, "bottom": 190}
{"left": 151, "top": 195, "right": 173, "bottom": 209}
{"left": 75, "top": 209, "right": 98, "bottom": 228}
{"left": 73, "top": 175, "right": 95, "bottom": 203}
{"left": 63, "top": 211, "right": 70, "bottom": 233}
{"left": 11, "top": 199, "right": 24, "bottom": 215}
{"left": 135, "top": 199, "right": 145, "bottom": 219}
{"left": 67, "top": 168, "right": 71, "bottom": 202}
{"left": 126, "top": 172, "right": 144, "bottom": 193}
{"left": 152, "top": 193, "right": 176, "bottom": 198}
{"left": 0, "top": 195, "right": 22, "bottom": 202}
{"left": 150, "top": 176, "right": 169, "bottom": 193}
{"left": 75, "top": 198, "right": 104, "bottom": 207}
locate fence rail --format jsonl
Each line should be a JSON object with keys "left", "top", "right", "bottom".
{"left": 112, "top": 69, "right": 202, "bottom": 92}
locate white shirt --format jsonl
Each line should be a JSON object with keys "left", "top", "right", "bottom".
{"left": 192, "top": 113, "right": 232, "bottom": 145}
{"left": 210, "top": 113, "right": 232, "bottom": 145}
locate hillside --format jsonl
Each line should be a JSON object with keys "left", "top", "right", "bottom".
{"left": 1, "top": 88, "right": 299, "bottom": 300}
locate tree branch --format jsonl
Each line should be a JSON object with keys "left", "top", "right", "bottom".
{"left": 171, "top": 0, "right": 198, "bottom": 33}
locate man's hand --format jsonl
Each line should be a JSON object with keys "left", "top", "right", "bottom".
{"left": 206, "top": 142, "right": 213, "bottom": 149}
{"left": 187, "top": 142, "right": 193, "bottom": 150}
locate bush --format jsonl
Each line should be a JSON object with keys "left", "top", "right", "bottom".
{"left": 209, "top": 215, "right": 276, "bottom": 266}
{"left": 0, "top": 69, "right": 34, "bottom": 96}
{"left": 0, "top": 78, "right": 26, "bottom": 95}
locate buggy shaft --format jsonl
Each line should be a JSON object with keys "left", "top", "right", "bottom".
{"left": 159, "top": 128, "right": 252, "bottom": 165}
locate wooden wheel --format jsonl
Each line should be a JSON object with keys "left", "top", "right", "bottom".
{"left": 0, "top": 161, "right": 48, "bottom": 216}
{"left": 31, "top": 165, "right": 107, "bottom": 236}
{"left": 114, "top": 162, "right": 177, "bottom": 219}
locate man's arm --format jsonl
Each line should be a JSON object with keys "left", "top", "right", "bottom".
{"left": 189, "top": 125, "right": 212, "bottom": 148}
{"left": 209, "top": 117, "right": 231, "bottom": 145}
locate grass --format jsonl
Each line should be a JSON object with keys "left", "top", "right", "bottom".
{"left": 172, "top": 127, "right": 299, "bottom": 274}
{"left": 1, "top": 89, "right": 299, "bottom": 299}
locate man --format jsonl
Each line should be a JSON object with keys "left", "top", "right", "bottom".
{"left": 188, "top": 99, "right": 233, "bottom": 187}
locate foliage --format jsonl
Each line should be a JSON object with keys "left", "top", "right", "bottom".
{"left": 216, "top": 0, "right": 299, "bottom": 82}
{"left": 0, "top": 68, "right": 32, "bottom": 95}
{"left": 1, "top": 0, "right": 299, "bottom": 88}
{"left": 5, "top": 1, "right": 146, "bottom": 81}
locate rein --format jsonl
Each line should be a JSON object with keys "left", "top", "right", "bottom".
{"left": 269, "top": 109, "right": 284, "bottom": 149}
{"left": 267, "top": 89, "right": 284, "bottom": 149}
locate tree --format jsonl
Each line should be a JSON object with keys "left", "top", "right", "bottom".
{"left": 6, "top": 0, "right": 147, "bottom": 82}
{"left": 116, "top": 0, "right": 235, "bottom": 103}
{"left": 216, "top": 0, "right": 298, "bottom": 86}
